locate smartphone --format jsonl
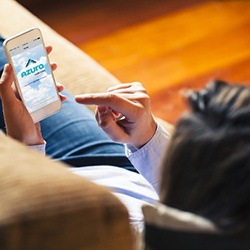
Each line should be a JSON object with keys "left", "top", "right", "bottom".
{"left": 3, "top": 27, "right": 61, "bottom": 123}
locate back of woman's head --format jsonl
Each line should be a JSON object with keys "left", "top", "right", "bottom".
{"left": 160, "top": 80, "right": 250, "bottom": 232}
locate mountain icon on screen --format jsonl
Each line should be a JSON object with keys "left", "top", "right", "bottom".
{"left": 25, "top": 59, "right": 37, "bottom": 67}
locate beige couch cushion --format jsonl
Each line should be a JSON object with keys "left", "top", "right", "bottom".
{"left": 0, "top": 131, "right": 133, "bottom": 250}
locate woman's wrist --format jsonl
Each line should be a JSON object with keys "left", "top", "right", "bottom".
{"left": 132, "top": 117, "right": 157, "bottom": 149}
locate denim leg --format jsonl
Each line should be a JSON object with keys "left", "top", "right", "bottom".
{"left": 0, "top": 35, "right": 6, "bottom": 75}
{"left": 0, "top": 101, "right": 5, "bottom": 133}
{"left": 40, "top": 90, "right": 136, "bottom": 171}
{"left": 0, "top": 35, "right": 136, "bottom": 171}
{"left": 0, "top": 35, "right": 7, "bottom": 132}
{"left": 40, "top": 89, "right": 127, "bottom": 158}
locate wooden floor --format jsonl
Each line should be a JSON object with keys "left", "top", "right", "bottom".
{"left": 22, "top": 0, "right": 250, "bottom": 124}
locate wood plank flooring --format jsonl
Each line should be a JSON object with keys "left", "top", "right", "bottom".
{"left": 20, "top": 0, "right": 206, "bottom": 45}
{"left": 21, "top": 0, "right": 250, "bottom": 124}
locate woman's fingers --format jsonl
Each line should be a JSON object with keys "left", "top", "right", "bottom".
{"left": 75, "top": 92, "right": 140, "bottom": 121}
{"left": 45, "top": 45, "right": 57, "bottom": 71}
{"left": 45, "top": 45, "right": 53, "bottom": 55}
{"left": 50, "top": 62, "right": 57, "bottom": 71}
{"left": 95, "top": 106, "right": 129, "bottom": 142}
{"left": 108, "top": 82, "right": 147, "bottom": 94}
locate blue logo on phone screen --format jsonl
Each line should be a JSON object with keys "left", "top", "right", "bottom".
{"left": 21, "top": 58, "right": 45, "bottom": 78}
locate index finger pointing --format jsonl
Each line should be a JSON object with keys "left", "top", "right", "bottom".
{"left": 75, "top": 93, "right": 138, "bottom": 119}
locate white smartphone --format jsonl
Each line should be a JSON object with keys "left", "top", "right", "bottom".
{"left": 3, "top": 27, "right": 61, "bottom": 123}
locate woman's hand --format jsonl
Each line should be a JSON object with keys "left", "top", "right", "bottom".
{"left": 75, "top": 82, "right": 157, "bottom": 148}
{"left": 0, "top": 45, "right": 66, "bottom": 145}
{"left": 0, "top": 64, "right": 44, "bottom": 145}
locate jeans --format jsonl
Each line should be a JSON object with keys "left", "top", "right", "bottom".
{"left": 0, "top": 35, "right": 136, "bottom": 172}
{"left": 0, "top": 35, "right": 6, "bottom": 130}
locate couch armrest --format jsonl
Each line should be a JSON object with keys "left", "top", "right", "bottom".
{"left": 0, "top": 132, "right": 133, "bottom": 250}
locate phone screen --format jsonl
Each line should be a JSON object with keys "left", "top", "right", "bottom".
{"left": 8, "top": 36, "right": 58, "bottom": 113}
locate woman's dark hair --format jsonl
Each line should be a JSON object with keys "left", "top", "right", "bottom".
{"left": 160, "top": 80, "right": 250, "bottom": 233}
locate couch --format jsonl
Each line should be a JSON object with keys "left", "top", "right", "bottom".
{"left": 0, "top": 0, "right": 137, "bottom": 249}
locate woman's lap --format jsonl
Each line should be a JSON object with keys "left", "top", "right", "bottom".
{"left": 0, "top": 89, "right": 135, "bottom": 171}
{"left": 40, "top": 90, "right": 135, "bottom": 170}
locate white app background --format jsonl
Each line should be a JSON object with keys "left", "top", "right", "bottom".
{"left": 12, "top": 43, "right": 58, "bottom": 113}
